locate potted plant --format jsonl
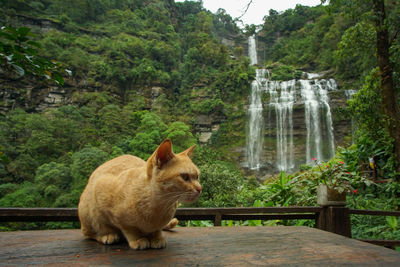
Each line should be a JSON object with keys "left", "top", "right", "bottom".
{"left": 312, "top": 159, "right": 371, "bottom": 206}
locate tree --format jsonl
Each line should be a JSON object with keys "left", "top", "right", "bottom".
{"left": 325, "top": 0, "right": 400, "bottom": 174}
{"left": 129, "top": 113, "right": 167, "bottom": 159}
{"left": 71, "top": 146, "right": 109, "bottom": 192}
{"left": 164, "top": 121, "right": 196, "bottom": 152}
{"left": 192, "top": 161, "right": 245, "bottom": 207}
{"left": 335, "top": 21, "right": 376, "bottom": 79}
{"left": 371, "top": 0, "right": 400, "bottom": 174}
{"left": 0, "top": 26, "right": 70, "bottom": 85}
{"left": 35, "top": 162, "right": 72, "bottom": 203}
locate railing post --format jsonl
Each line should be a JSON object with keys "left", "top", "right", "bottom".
{"left": 316, "top": 205, "right": 351, "bottom": 238}
{"left": 214, "top": 212, "right": 222, "bottom": 226}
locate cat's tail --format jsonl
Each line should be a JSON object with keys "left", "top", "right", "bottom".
{"left": 163, "top": 218, "right": 178, "bottom": 231}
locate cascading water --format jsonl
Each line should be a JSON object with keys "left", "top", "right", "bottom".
{"left": 345, "top": 89, "right": 357, "bottom": 99}
{"left": 316, "top": 79, "right": 336, "bottom": 159}
{"left": 248, "top": 34, "right": 258, "bottom": 66}
{"left": 300, "top": 80, "right": 336, "bottom": 163}
{"left": 266, "top": 80, "right": 296, "bottom": 171}
{"left": 246, "top": 35, "right": 337, "bottom": 172}
{"left": 246, "top": 35, "right": 264, "bottom": 170}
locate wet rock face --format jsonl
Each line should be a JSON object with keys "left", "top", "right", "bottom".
{"left": 194, "top": 115, "right": 222, "bottom": 144}
{"left": 0, "top": 78, "right": 71, "bottom": 114}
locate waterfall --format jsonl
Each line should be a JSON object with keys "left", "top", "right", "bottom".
{"left": 316, "top": 80, "right": 335, "bottom": 160}
{"left": 248, "top": 35, "right": 258, "bottom": 65}
{"left": 246, "top": 36, "right": 264, "bottom": 169}
{"left": 300, "top": 80, "right": 322, "bottom": 163}
{"left": 246, "top": 35, "right": 336, "bottom": 172}
{"left": 266, "top": 80, "right": 296, "bottom": 171}
{"left": 300, "top": 79, "right": 336, "bottom": 163}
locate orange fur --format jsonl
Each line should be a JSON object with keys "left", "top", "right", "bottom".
{"left": 78, "top": 140, "right": 201, "bottom": 250}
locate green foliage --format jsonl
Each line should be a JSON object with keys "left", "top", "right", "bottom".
{"left": 192, "top": 161, "right": 244, "bottom": 207}
{"left": 35, "top": 162, "right": 71, "bottom": 194}
{"left": 164, "top": 121, "right": 196, "bottom": 153}
{"left": 191, "top": 97, "right": 226, "bottom": 115}
{"left": 348, "top": 69, "right": 398, "bottom": 177}
{"left": 347, "top": 181, "right": 400, "bottom": 241}
{"left": 71, "top": 146, "right": 109, "bottom": 192}
{"left": 0, "top": 26, "right": 69, "bottom": 85}
{"left": 129, "top": 113, "right": 167, "bottom": 159}
{"left": 335, "top": 21, "right": 376, "bottom": 80}
{"left": 6, "top": 154, "right": 38, "bottom": 182}
{"left": 268, "top": 64, "right": 302, "bottom": 81}
{"left": 98, "top": 104, "right": 129, "bottom": 144}
{"left": 260, "top": 5, "right": 330, "bottom": 69}
{"left": 0, "top": 183, "right": 18, "bottom": 198}
{"left": 128, "top": 113, "right": 196, "bottom": 159}
{"left": 0, "top": 1, "right": 398, "bottom": 245}
{"left": 0, "top": 182, "right": 41, "bottom": 207}
{"left": 311, "top": 159, "right": 372, "bottom": 193}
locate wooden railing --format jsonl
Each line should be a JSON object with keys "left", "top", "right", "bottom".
{"left": 348, "top": 208, "right": 400, "bottom": 249}
{"left": 1, "top": 206, "right": 400, "bottom": 249}
{"left": 0, "top": 207, "right": 321, "bottom": 225}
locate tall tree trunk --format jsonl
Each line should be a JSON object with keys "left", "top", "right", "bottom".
{"left": 372, "top": 0, "right": 400, "bottom": 176}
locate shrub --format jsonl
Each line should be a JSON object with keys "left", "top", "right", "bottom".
{"left": 71, "top": 147, "right": 109, "bottom": 192}
{"left": 192, "top": 161, "right": 245, "bottom": 207}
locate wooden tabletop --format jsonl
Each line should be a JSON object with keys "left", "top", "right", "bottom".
{"left": 1, "top": 226, "right": 399, "bottom": 266}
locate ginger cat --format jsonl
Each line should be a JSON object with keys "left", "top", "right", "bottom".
{"left": 78, "top": 139, "right": 201, "bottom": 250}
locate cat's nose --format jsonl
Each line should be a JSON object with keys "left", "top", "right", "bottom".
{"left": 195, "top": 186, "right": 202, "bottom": 194}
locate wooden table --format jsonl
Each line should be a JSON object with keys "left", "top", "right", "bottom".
{"left": 1, "top": 226, "right": 399, "bottom": 266}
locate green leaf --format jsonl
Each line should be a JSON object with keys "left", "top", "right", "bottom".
{"left": 27, "top": 40, "right": 41, "bottom": 48}
{"left": 280, "top": 171, "right": 287, "bottom": 187}
{"left": 386, "top": 216, "right": 398, "bottom": 230}
{"left": 11, "top": 64, "right": 25, "bottom": 76}
{"left": 16, "top": 27, "right": 31, "bottom": 37}
{"left": 52, "top": 72, "right": 64, "bottom": 86}
{"left": 253, "top": 199, "right": 263, "bottom": 207}
{"left": 264, "top": 201, "right": 274, "bottom": 207}
{"left": 0, "top": 31, "right": 16, "bottom": 41}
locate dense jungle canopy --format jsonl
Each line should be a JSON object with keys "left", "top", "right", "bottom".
{"left": 0, "top": 0, "right": 399, "bottom": 240}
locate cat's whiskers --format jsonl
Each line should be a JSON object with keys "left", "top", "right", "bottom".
{"left": 160, "top": 191, "right": 196, "bottom": 213}
{"left": 160, "top": 191, "right": 185, "bottom": 200}
{"left": 164, "top": 191, "right": 195, "bottom": 200}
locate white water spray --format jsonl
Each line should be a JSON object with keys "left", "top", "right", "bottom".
{"left": 300, "top": 79, "right": 336, "bottom": 163}
{"left": 266, "top": 80, "right": 296, "bottom": 171}
{"left": 246, "top": 36, "right": 264, "bottom": 169}
{"left": 246, "top": 35, "right": 336, "bottom": 171}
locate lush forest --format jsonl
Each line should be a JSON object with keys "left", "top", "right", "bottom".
{"left": 0, "top": 0, "right": 399, "bottom": 243}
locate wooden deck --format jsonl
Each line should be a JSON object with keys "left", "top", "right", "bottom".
{"left": 1, "top": 226, "right": 399, "bottom": 266}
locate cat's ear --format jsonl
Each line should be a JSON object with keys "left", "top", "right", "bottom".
{"left": 155, "top": 139, "right": 174, "bottom": 168}
{"left": 180, "top": 144, "right": 196, "bottom": 158}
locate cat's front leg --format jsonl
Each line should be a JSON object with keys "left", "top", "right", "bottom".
{"left": 149, "top": 230, "right": 167, "bottom": 249}
{"left": 120, "top": 227, "right": 150, "bottom": 250}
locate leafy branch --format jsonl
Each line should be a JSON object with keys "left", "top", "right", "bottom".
{"left": 0, "top": 26, "right": 71, "bottom": 85}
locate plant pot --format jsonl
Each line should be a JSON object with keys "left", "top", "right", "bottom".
{"left": 317, "top": 184, "right": 346, "bottom": 206}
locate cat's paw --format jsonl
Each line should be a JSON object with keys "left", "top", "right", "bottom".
{"left": 129, "top": 238, "right": 150, "bottom": 250}
{"left": 163, "top": 218, "right": 179, "bottom": 230}
{"left": 150, "top": 236, "right": 167, "bottom": 249}
{"left": 98, "top": 233, "right": 121, "bottom": 245}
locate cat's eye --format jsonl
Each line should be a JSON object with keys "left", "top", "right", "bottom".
{"left": 181, "top": 173, "right": 190, "bottom": 181}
